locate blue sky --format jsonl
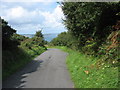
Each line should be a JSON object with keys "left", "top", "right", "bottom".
{"left": 1, "top": 0, "right": 67, "bottom": 34}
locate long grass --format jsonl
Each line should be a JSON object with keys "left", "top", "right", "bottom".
{"left": 55, "top": 46, "right": 118, "bottom": 88}
{"left": 2, "top": 46, "right": 46, "bottom": 80}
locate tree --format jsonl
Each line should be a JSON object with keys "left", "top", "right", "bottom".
{"left": 31, "top": 30, "right": 46, "bottom": 47}
{"left": 34, "top": 30, "right": 43, "bottom": 38}
{"left": 61, "top": 2, "right": 120, "bottom": 51}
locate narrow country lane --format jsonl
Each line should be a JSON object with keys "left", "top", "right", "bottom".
{"left": 3, "top": 49, "right": 74, "bottom": 88}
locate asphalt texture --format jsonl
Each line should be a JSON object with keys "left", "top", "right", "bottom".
{"left": 2, "top": 48, "right": 74, "bottom": 88}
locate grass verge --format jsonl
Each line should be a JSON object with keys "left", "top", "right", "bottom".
{"left": 2, "top": 46, "right": 47, "bottom": 80}
{"left": 54, "top": 46, "right": 118, "bottom": 88}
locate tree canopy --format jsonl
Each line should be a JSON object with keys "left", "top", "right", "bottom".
{"left": 61, "top": 2, "right": 120, "bottom": 47}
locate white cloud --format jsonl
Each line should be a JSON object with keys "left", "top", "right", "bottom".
{"left": 7, "top": 6, "right": 24, "bottom": 18}
{"left": 1, "top": 0, "right": 61, "bottom": 2}
{"left": 1, "top": 4, "right": 66, "bottom": 34}
{"left": 42, "top": 5, "right": 64, "bottom": 28}
{"left": 14, "top": 24, "right": 42, "bottom": 34}
{"left": 2, "top": 6, "right": 44, "bottom": 24}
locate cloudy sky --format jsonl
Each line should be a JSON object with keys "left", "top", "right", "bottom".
{"left": 1, "top": 0, "right": 67, "bottom": 34}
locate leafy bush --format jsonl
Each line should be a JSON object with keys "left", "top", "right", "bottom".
{"left": 50, "top": 32, "right": 80, "bottom": 50}
{"left": 61, "top": 2, "right": 120, "bottom": 52}
{"left": 11, "top": 33, "right": 29, "bottom": 42}
{"left": 82, "top": 40, "right": 97, "bottom": 55}
{"left": 97, "top": 30, "right": 120, "bottom": 65}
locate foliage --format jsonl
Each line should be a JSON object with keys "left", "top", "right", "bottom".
{"left": 34, "top": 30, "right": 43, "bottom": 38}
{"left": 51, "top": 2, "right": 120, "bottom": 53}
{"left": 20, "top": 30, "right": 47, "bottom": 51}
{"left": 50, "top": 32, "right": 69, "bottom": 46}
{"left": 20, "top": 37, "right": 47, "bottom": 57}
{"left": 32, "top": 36, "right": 45, "bottom": 47}
{"left": 82, "top": 39, "right": 97, "bottom": 55}
{"left": 11, "top": 33, "right": 29, "bottom": 42}
{"left": 97, "top": 30, "right": 120, "bottom": 66}
{"left": 61, "top": 2, "right": 120, "bottom": 51}
{"left": 50, "top": 32, "right": 79, "bottom": 50}
{"left": 50, "top": 2, "right": 120, "bottom": 63}
{"left": 2, "top": 19, "right": 19, "bottom": 50}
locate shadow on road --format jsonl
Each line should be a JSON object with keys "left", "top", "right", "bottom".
{"left": 2, "top": 60, "right": 43, "bottom": 88}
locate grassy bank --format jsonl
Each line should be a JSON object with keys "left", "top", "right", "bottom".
{"left": 2, "top": 46, "right": 46, "bottom": 80}
{"left": 55, "top": 46, "right": 118, "bottom": 88}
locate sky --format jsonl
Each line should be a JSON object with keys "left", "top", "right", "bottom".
{"left": 0, "top": 0, "right": 67, "bottom": 34}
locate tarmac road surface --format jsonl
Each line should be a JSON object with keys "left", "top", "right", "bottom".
{"left": 3, "top": 48, "right": 74, "bottom": 88}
